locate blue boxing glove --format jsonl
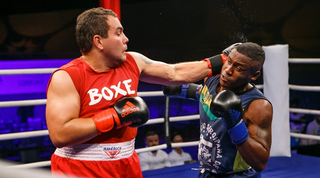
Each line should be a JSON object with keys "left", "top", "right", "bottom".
{"left": 163, "top": 83, "right": 202, "bottom": 101}
{"left": 210, "top": 90, "right": 248, "bottom": 144}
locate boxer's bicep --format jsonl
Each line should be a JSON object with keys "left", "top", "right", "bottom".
{"left": 130, "top": 51, "right": 210, "bottom": 84}
{"left": 244, "top": 99, "right": 273, "bottom": 149}
{"left": 46, "top": 70, "right": 80, "bottom": 126}
{"left": 129, "top": 51, "right": 177, "bottom": 84}
{"left": 46, "top": 70, "right": 82, "bottom": 145}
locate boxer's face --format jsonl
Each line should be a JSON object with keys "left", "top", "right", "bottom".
{"left": 100, "top": 16, "right": 129, "bottom": 66}
{"left": 220, "top": 49, "right": 260, "bottom": 92}
{"left": 145, "top": 134, "right": 159, "bottom": 147}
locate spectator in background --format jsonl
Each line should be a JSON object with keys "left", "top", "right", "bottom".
{"left": 138, "top": 131, "right": 171, "bottom": 171}
{"left": 17, "top": 106, "right": 35, "bottom": 124}
{"left": 290, "top": 99, "right": 306, "bottom": 133}
{"left": 290, "top": 99, "right": 305, "bottom": 120}
{"left": 168, "top": 132, "right": 196, "bottom": 166}
{"left": 300, "top": 115, "right": 320, "bottom": 145}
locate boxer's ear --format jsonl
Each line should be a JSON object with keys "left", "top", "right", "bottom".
{"left": 250, "top": 70, "right": 261, "bottom": 81}
{"left": 93, "top": 35, "right": 103, "bottom": 51}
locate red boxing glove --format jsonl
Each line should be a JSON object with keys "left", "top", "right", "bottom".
{"left": 92, "top": 108, "right": 121, "bottom": 134}
{"left": 203, "top": 54, "right": 228, "bottom": 77}
{"left": 92, "top": 97, "right": 149, "bottom": 134}
{"left": 204, "top": 43, "right": 242, "bottom": 77}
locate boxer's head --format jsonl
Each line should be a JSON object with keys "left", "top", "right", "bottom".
{"left": 76, "top": 7, "right": 117, "bottom": 54}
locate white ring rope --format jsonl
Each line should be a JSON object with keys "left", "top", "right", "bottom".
{"left": 0, "top": 99, "right": 47, "bottom": 108}
{"left": 255, "top": 84, "right": 320, "bottom": 91}
{"left": 0, "top": 160, "right": 55, "bottom": 177}
{"left": 8, "top": 141, "right": 199, "bottom": 169}
{"left": 0, "top": 92, "right": 163, "bottom": 108}
{"left": 289, "top": 108, "right": 320, "bottom": 115}
{"left": 289, "top": 84, "right": 320, "bottom": 92}
{"left": 288, "top": 58, "right": 320, "bottom": 64}
{"left": 2, "top": 84, "right": 320, "bottom": 108}
{"left": 1, "top": 58, "right": 320, "bottom": 169}
{"left": 0, "top": 114, "right": 200, "bottom": 141}
{"left": 144, "top": 114, "right": 200, "bottom": 126}
{"left": 136, "top": 91, "right": 164, "bottom": 97}
{"left": 0, "top": 68, "right": 57, "bottom": 75}
{"left": 290, "top": 132, "right": 320, "bottom": 141}
{"left": 0, "top": 58, "right": 319, "bottom": 76}
{"left": 9, "top": 160, "right": 52, "bottom": 169}
{"left": 0, "top": 130, "right": 49, "bottom": 141}
{"left": 136, "top": 141, "right": 199, "bottom": 154}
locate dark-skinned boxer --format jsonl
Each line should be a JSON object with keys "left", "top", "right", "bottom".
{"left": 164, "top": 42, "right": 273, "bottom": 178}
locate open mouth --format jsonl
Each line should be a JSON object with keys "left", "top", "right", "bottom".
{"left": 221, "top": 74, "right": 229, "bottom": 82}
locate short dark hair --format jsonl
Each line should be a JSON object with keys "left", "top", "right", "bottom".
{"left": 236, "top": 42, "right": 265, "bottom": 67}
{"left": 171, "top": 132, "right": 181, "bottom": 141}
{"left": 75, "top": 7, "right": 117, "bottom": 54}
{"left": 145, "top": 131, "right": 158, "bottom": 138}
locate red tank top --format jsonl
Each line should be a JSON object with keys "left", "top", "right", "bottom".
{"left": 48, "top": 53, "right": 140, "bottom": 143}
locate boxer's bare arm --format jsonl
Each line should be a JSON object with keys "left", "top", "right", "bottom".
{"left": 236, "top": 99, "right": 273, "bottom": 172}
{"left": 46, "top": 70, "right": 98, "bottom": 148}
{"left": 128, "top": 51, "right": 210, "bottom": 85}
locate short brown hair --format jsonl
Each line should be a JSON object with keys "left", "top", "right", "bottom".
{"left": 75, "top": 7, "right": 117, "bottom": 54}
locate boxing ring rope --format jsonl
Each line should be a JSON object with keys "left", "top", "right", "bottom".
{"left": 1, "top": 58, "right": 320, "bottom": 169}
{"left": 288, "top": 58, "right": 320, "bottom": 64}
{"left": 1, "top": 85, "right": 320, "bottom": 108}
{"left": 1, "top": 58, "right": 318, "bottom": 75}
{"left": 135, "top": 141, "right": 199, "bottom": 154}
{"left": 0, "top": 114, "right": 201, "bottom": 141}
{"left": 0, "top": 68, "right": 56, "bottom": 75}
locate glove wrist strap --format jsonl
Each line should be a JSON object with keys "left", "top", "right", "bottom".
{"left": 228, "top": 119, "right": 249, "bottom": 144}
{"left": 203, "top": 54, "right": 227, "bottom": 77}
{"left": 92, "top": 109, "right": 118, "bottom": 134}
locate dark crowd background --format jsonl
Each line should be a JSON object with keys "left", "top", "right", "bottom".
{"left": 0, "top": 0, "right": 320, "bottom": 163}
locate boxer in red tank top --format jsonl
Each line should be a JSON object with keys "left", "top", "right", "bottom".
{"left": 46, "top": 7, "right": 226, "bottom": 178}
